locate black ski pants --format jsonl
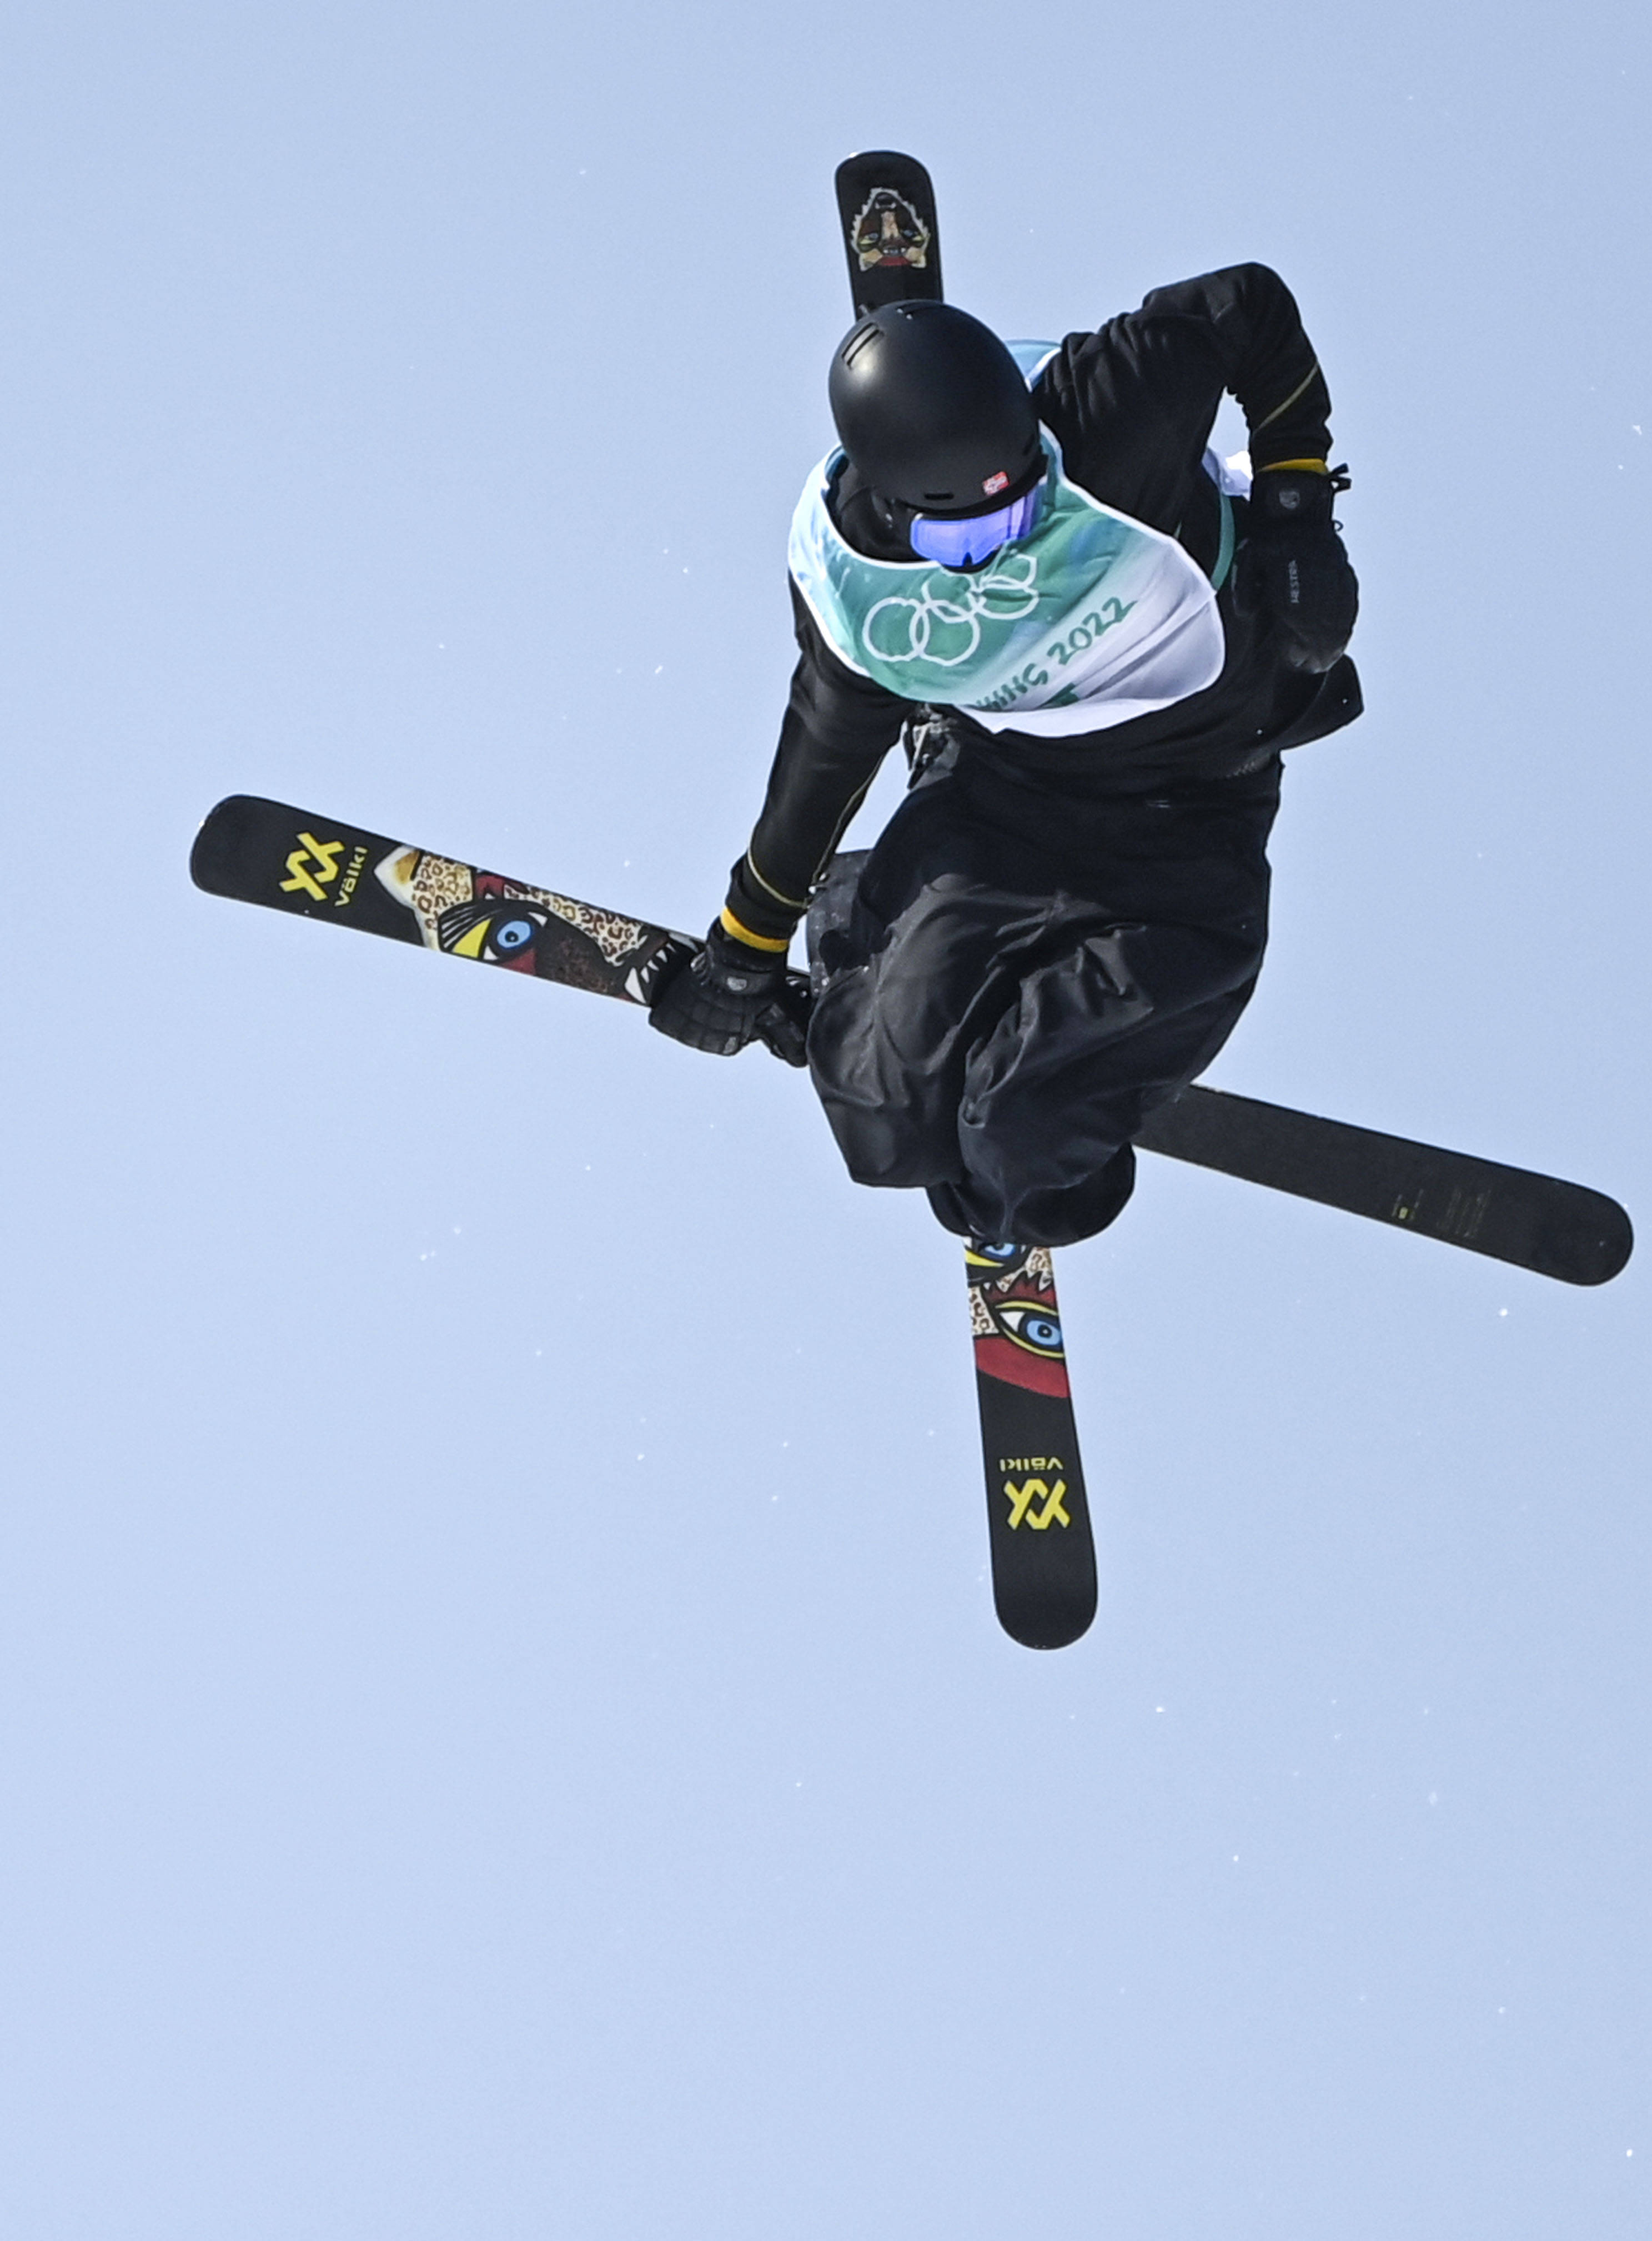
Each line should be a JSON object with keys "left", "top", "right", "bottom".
{"left": 805, "top": 754, "right": 1282, "bottom": 1248}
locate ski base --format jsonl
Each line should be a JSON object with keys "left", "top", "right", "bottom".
{"left": 1135, "top": 1085, "right": 1632, "bottom": 1287}
{"left": 966, "top": 1243, "right": 1097, "bottom": 1650}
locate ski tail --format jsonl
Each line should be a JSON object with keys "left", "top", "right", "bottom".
{"left": 966, "top": 1242, "right": 1097, "bottom": 1650}
{"left": 833, "top": 152, "right": 944, "bottom": 318}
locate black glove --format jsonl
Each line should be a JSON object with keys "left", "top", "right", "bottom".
{"left": 1232, "top": 466, "right": 1358, "bottom": 674}
{"left": 649, "top": 921, "right": 812, "bottom": 1066}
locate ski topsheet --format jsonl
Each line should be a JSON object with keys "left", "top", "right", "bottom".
{"left": 966, "top": 1243, "right": 1096, "bottom": 1650}
{"left": 833, "top": 150, "right": 944, "bottom": 319}
{"left": 190, "top": 792, "right": 696, "bottom": 1007}
{"left": 192, "top": 795, "right": 1632, "bottom": 1289}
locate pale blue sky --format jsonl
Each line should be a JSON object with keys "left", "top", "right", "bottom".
{"left": 2, "top": 4, "right": 1648, "bottom": 2235}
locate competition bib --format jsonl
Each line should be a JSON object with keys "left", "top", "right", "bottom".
{"left": 787, "top": 344, "right": 1234, "bottom": 738}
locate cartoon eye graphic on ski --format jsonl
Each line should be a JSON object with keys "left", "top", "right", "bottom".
{"left": 964, "top": 1239, "right": 1027, "bottom": 1277}
{"left": 991, "top": 1301, "right": 1065, "bottom": 1361}
{"left": 436, "top": 897, "right": 554, "bottom": 972}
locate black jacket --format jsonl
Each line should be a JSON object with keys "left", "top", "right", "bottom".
{"left": 725, "top": 263, "right": 1359, "bottom": 944}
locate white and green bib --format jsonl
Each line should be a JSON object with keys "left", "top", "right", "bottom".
{"left": 787, "top": 341, "right": 1239, "bottom": 738}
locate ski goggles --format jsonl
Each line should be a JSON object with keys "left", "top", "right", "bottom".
{"left": 909, "top": 480, "right": 1044, "bottom": 569}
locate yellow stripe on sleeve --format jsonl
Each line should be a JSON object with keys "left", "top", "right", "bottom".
{"left": 743, "top": 851, "right": 810, "bottom": 912}
{"left": 719, "top": 907, "right": 792, "bottom": 953}
{"left": 1250, "top": 360, "right": 1323, "bottom": 435}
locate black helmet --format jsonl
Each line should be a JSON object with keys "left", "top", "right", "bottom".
{"left": 827, "top": 301, "right": 1043, "bottom": 516}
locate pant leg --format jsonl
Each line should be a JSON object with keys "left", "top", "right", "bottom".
{"left": 931, "top": 923, "right": 1266, "bottom": 1244}
{"left": 806, "top": 777, "right": 1034, "bottom": 1192}
{"left": 806, "top": 762, "right": 1281, "bottom": 1247}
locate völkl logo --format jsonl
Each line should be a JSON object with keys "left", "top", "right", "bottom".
{"left": 1002, "top": 1476, "right": 1071, "bottom": 1531}
{"left": 279, "top": 832, "right": 347, "bottom": 902}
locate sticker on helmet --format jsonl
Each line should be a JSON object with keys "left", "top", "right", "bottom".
{"left": 982, "top": 470, "right": 1010, "bottom": 495}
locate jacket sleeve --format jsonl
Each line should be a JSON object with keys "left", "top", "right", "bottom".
{"left": 1037, "top": 264, "right": 1337, "bottom": 542}
{"left": 1144, "top": 263, "right": 1333, "bottom": 465}
{"left": 719, "top": 580, "right": 908, "bottom": 948}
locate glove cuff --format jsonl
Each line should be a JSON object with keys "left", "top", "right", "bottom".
{"left": 701, "top": 919, "right": 787, "bottom": 998}
{"left": 1250, "top": 463, "right": 1350, "bottom": 531}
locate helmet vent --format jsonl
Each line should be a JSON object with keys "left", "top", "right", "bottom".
{"left": 841, "top": 321, "right": 882, "bottom": 368}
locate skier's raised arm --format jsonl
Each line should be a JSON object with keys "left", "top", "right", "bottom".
{"left": 1041, "top": 262, "right": 1357, "bottom": 672}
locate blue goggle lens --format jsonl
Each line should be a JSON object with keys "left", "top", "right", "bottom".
{"left": 910, "top": 482, "right": 1043, "bottom": 568}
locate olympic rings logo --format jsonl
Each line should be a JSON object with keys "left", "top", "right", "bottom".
{"left": 862, "top": 550, "right": 1041, "bottom": 669}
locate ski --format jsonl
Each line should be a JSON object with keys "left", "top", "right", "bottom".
{"left": 1134, "top": 1086, "right": 1631, "bottom": 1288}
{"left": 833, "top": 150, "right": 943, "bottom": 319}
{"left": 190, "top": 792, "right": 697, "bottom": 1006}
{"left": 192, "top": 796, "right": 1633, "bottom": 1289}
{"left": 809, "top": 847, "right": 1095, "bottom": 1646}
{"left": 966, "top": 1242, "right": 1097, "bottom": 1650}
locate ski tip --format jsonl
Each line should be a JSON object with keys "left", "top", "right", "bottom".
{"left": 1557, "top": 1194, "right": 1634, "bottom": 1286}
{"left": 997, "top": 1594, "right": 1098, "bottom": 1652}
{"left": 189, "top": 794, "right": 272, "bottom": 896}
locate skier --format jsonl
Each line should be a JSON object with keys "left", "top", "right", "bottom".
{"left": 650, "top": 265, "right": 1361, "bottom": 1249}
